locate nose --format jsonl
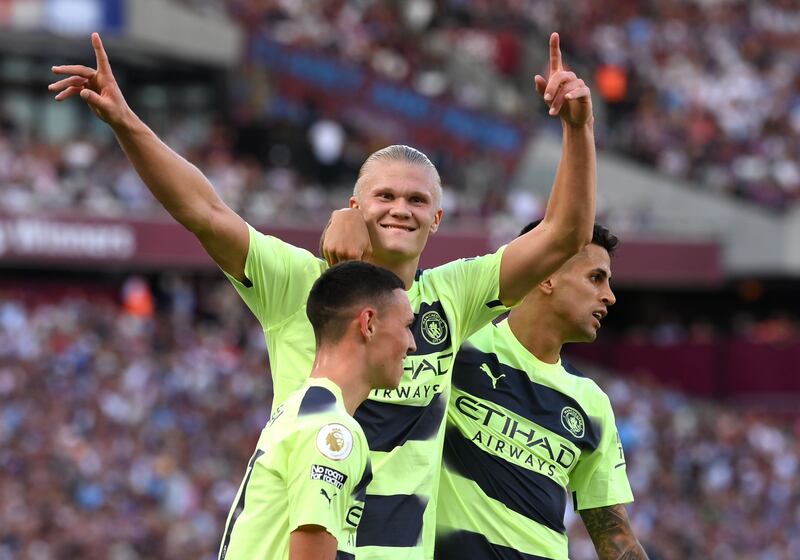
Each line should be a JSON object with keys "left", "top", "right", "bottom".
{"left": 407, "top": 331, "right": 417, "bottom": 354}
{"left": 389, "top": 198, "right": 412, "bottom": 219}
{"left": 602, "top": 286, "right": 616, "bottom": 306}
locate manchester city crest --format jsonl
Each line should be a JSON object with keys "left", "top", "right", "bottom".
{"left": 420, "top": 310, "right": 448, "bottom": 345}
{"left": 560, "top": 406, "right": 585, "bottom": 438}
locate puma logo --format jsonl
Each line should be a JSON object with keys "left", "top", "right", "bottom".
{"left": 480, "top": 363, "right": 505, "bottom": 389}
{"left": 320, "top": 488, "right": 336, "bottom": 505}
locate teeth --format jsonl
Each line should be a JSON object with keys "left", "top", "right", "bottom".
{"left": 383, "top": 225, "right": 413, "bottom": 231}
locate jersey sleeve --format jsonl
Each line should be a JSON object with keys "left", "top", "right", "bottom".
{"left": 569, "top": 395, "right": 634, "bottom": 511}
{"left": 285, "top": 421, "right": 369, "bottom": 547}
{"left": 224, "top": 224, "right": 326, "bottom": 330}
{"left": 431, "top": 246, "right": 512, "bottom": 343}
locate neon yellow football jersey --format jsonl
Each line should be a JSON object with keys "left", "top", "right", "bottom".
{"left": 436, "top": 319, "right": 634, "bottom": 560}
{"left": 219, "top": 377, "right": 370, "bottom": 560}
{"left": 226, "top": 225, "right": 510, "bottom": 559}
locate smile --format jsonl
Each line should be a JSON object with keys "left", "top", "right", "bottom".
{"left": 592, "top": 309, "right": 607, "bottom": 321}
{"left": 380, "top": 224, "right": 416, "bottom": 232}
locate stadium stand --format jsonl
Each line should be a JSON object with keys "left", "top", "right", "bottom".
{"left": 218, "top": 0, "right": 800, "bottom": 209}
{"left": 7, "top": 0, "right": 800, "bottom": 219}
{"left": 0, "top": 118, "right": 516, "bottom": 226}
{"left": 1, "top": 284, "right": 798, "bottom": 559}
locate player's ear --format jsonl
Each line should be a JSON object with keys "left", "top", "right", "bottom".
{"left": 539, "top": 278, "right": 554, "bottom": 295}
{"left": 358, "top": 307, "right": 377, "bottom": 340}
{"left": 429, "top": 208, "right": 443, "bottom": 234}
{"left": 349, "top": 196, "right": 360, "bottom": 209}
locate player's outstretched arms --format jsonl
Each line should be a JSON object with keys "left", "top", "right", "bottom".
{"left": 319, "top": 208, "right": 372, "bottom": 265}
{"left": 49, "top": 32, "right": 249, "bottom": 280}
{"left": 289, "top": 526, "right": 338, "bottom": 560}
{"left": 499, "top": 32, "right": 596, "bottom": 306}
{"left": 580, "top": 504, "right": 650, "bottom": 560}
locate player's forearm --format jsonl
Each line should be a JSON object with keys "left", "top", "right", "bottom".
{"left": 540, "top": 120, "right": 596, "bottom": 256}
{"left": 593, "top": 538, "right": 649, "bottom": 560}
{"left": 497, "top": 121, "right": 596, "bottom": 304}
{"left": 581, "top": 505, "right": 649, "bottom": 560}
{"left": 110, "top": 113, "right": 225, "bottom": 234}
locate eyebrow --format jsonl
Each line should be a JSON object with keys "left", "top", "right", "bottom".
{"left": 371, "top": 185, "right": 432, "bottom": 200}
{"left": 591, "top": 268, "right": 610, "bottom": 279}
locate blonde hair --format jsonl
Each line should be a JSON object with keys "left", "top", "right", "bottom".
{"left": 353, "top": 145, "right": 442, "bottom": 207}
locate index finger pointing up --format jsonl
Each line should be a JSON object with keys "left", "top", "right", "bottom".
{"left": 92, "top": 32, "right": 112, "bottom": 73}
{"left": 549, "top": 32, "right": 562, "bottom": 74}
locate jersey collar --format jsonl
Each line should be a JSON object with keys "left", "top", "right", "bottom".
{"left": 496, "top": 318, "right": 564, "bottom": 375}
{"left": 307, "top": 376, "right": 346, "bottom": 403}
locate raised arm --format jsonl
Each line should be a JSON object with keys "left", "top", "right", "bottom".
{"left": 580, "top": 504, "right": 649, "bottom": 560}
{"left": 50, "top": 33, "right": 249, "bottom": 280}
{"left": 498, "top": 32, "right": 596, "bottom": 305}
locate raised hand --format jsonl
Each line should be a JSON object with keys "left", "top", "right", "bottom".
{"left": 534, "top": 33, "right": 593, "bottom": 128}
{"left": 321, "top": 208, "right": 373, "bottom": 266}
{"left": 49, "top": 32, "right": 132, "bottom": 128}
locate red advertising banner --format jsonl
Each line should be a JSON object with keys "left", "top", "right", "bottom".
{"left": 0, "top": 212, "right": 722, "bottom": 286}
{"left": 569, "top": 337, "right": 800, "bottom": 398}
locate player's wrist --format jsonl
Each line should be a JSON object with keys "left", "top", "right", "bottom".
{"left": 561, "top": 115, "right": 595, "bottom": 131}
{"left": 330, "top": 207, "right": 366, "bottom": 229}
{"left": 331, "top": 207, "right": 359, "bottom": 218}
{"left": 109, "top": 106, "right": 142, "bottom": 134}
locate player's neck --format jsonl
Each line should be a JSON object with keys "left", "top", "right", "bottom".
{"left": 310, "top": 346, "right": 372, "bottom": 416}
{"left": 365, "top": 255, "right": 420, "bottom": 290}
{"left": 507, "top": 308, "right": 564, "bottom": 365}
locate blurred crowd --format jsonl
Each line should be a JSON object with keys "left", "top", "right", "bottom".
{"left": 1, "top": 280, "right": 799, "bottom": 559}
{"left": 226, "top": 0, "right": 530, "bottom": 116}
{"left": 570, "top": 371, "right": 800, "bottom": 559}
{"left": 552, "top": 0, "right": 800, "bottom": 209}
{"left": 219, "top": 0, "right": 800, "bottom": 209}
{"left": 0, "top": 117, "right": 535, "bottom": 229}
{"left": 0, "top": 279, "right": 266, "bottom": 559}
{"left": 6, "top": 0, "right": 799, "bottom": 227}
{"left": 0, "top": 119, "right": 348, "bottom": 224}
{"left": 622, "top": 311, "right": 800, "bottom": 346}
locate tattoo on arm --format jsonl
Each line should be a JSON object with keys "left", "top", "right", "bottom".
{"left": 580, "top": 504, "right": 649, "bottom": 560}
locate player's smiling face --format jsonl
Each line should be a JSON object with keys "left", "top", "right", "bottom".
{"left": 350, "top": 160, "right": 442, "bottom": 263}
{"left": 367, "top": 289, "right": 416, "bottom": 389}
{"left": 550, "top": 244, "right": 615, "bottom": 343}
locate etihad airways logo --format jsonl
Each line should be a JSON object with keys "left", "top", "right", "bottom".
{"left": 455, "top": 394, "right": 578, "bottom": 469}
{"left": 370, "top": 351, "right": 453, "bottom": 401}
{"left": 373, "top": 382, "right": 442, "bottom": 401}
{"left": 405, "top": 352, "right": 452, "bottom": 380}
